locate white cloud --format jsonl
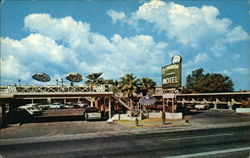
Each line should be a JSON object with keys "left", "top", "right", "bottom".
{"left": 24, "top": 14, "right": 91, "bottom": 49}
{"left": 107, "top": 10, "right": 126, "bottom": 24}
{"left": 194, "top": 53, "right": 210, "bottom": 63}
{"left": 1, "top": 13, "right": 169, "bottom": 85}
{"left": 117, "top": 0, "right": 249, "bottom": 50}
{"left": 224, "top": 26, "right": 249, "bottom": 43}
{"left": 2, "top": 55, "right": 31, "bottom": 81}
{"left": 183, "top": 53, "right": 210, "bottom": 68}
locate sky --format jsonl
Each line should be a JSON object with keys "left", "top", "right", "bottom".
{"left": 1, "top": 0, "right": 250, "bottom": 90}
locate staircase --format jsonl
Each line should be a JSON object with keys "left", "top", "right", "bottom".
{"left": 111, "top": 95, "right": 131, "bottom": 110}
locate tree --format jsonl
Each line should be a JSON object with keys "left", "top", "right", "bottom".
{"left": 118, "top": 74, "right": 139, "bottom": 108}
{"left": 186, "top": 68, "right": 234, "bottom": 93}
{"left": 85, "top": 73, "right": 104, "bottom": 85}
{"left": 118, "top": 74, "right": 139, "bottom": 98}
{"left": 138, "top": 77, "right": 156, "bottom": 96}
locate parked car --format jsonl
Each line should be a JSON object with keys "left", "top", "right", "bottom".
{"left": 75, "top": 101, "right": 88, "bottom": 108}
{"left": 18, "top": 104, "right": 43, "bottom": 116}
{"left": 84, "top": 107, "right": 102, "bottom": 121}
{"left": 195, "top": 104, "right": 209, "bottom": 110}
{"left": 48, "top": 102, "right": 64, "bottom": 109}
{"left": 38, "top": 104, "right": 51, "bottom": 110}
{"left": 63, "top": 102, "right": 75, "bottom": 109}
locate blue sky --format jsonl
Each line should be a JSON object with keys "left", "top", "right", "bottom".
{"left": 1, "top": 0, "right": 250, "bottom": 90}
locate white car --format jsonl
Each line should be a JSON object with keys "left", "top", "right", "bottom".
{"left": 48, "top": 102, "right": 63, "bottom": 109}
{"left": 62, "top": 102, "right": 74, "bottom": 109}
{"left": 195, "top": 104, "right": 209, "bottom": 110}
{"left": 38, "top": 104, "right": 51, "bottom": 110}
{"left": 84, "top": 107, "right": 102, "bottom": 121}
{"left": 76, "top": 102, "right": 88, "bottom": 108}
{"left": 18, "top": 104, "right": 43, "bottom": 116}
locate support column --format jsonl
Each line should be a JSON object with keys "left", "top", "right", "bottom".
{"left": 228, "top": 101, "right": 233, "bottom": 110}
{"left": 162, "top": 98, "right": 166, "bottom": 124}
{"left": 47, "top": 98, "right": 51, "bottom": 104}
{"left": 172, "top": 98, "right": 174, "bottom": 113}
{"left": 182, "top": 98, "right": 185, "bottom": 107}
{"left": 214, "top": 98, "right": 220, "bottom": 109}
{"left": 107, "top": 96, "right": 113, "bottom": 122}
{"left": 231, "top": 98, "right": 237, "bottom": 107}
{"left": 101, "top": 97, "right": 106, "bottom": 112}
{"left": 95, "top": 97, "right": 99, "bottom": 109}
{"left": 163, "top": 98, "right": 165, "bottom": 113}
{"left": 166, "top": 98, "right": 169, "bottom": 112}
{"left": 213, "top": 101, "right": 217, "bottom": 109}
{"left": 91, "top": 97, "right": 94, "bottom": 107}
{"left": 203, "top": 98, "right": 207, "bottom": 105}
{"left": 64, "top": 98, "right": 66, "bottom": 104}
{"left": 109, "top": 97, "right": 111, "bottom": 119}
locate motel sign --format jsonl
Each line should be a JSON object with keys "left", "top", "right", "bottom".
{"left": 162, "top": 55, "right": 182, "bottom": 89}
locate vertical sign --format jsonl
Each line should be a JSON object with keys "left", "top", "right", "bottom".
{"left": 162, "top": 55, "right": 182, "bottom": 89}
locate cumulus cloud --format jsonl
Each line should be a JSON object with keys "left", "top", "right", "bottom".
{"left": 115, "top": 0, "right": 249, "bottom": 50}
{"left": 183, "top": 52, "right": 210, "bottom": 68}
{"left": 107, "top": 10, "right": 126, "bottom": 24}
{"left": 1, "top": 13, "right": 169, "bottom": 85}
{"left": 194, "top": 53, "right": 210, "bottom": 63}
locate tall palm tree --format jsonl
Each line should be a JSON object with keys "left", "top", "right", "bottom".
{"left": 85, "top": 73, "right": 103, "bottom": 85}
{"left": 85, "top": 72, "right": 104, "bottom": 108}
{"left": 138, "top": 77, "right": 156, "bottom": 96}
{"left": 118, "top": 74, "right": 139, "bottom": 108}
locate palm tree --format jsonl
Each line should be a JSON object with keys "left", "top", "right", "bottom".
{"left": 85, "top": 73, "right": 103, "bottom": 85}
{"left": 85, "top": 72, "right": 104, "bottom": 108}
{"left": 118, "top": 74, "right": 139, "bottom": 108}
{"left": 138, "top": 77, "right": 156, "bottom": 96}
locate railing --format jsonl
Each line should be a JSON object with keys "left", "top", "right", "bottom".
{"left": 0, "top": 84, "right": 113, "bottom": 94}
{"left": 111, "top": 95, "right": 131, "bottom": 110}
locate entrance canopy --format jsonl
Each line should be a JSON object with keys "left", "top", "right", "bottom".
{"left": 138, "top": 96, "right": 156, "bottom": 106}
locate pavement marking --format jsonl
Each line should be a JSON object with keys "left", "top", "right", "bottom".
{"left": 163, "top": 133, "right": 234, "bottom": 141}
{"left": 164, "top": 146, "right": 250, "bottom": 158}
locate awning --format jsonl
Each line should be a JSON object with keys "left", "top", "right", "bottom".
{"left": 32, "top": 73, "right": 51, "bottom": 82}
{"left": 138, "top": 96, "right": 156, "bottom": 106}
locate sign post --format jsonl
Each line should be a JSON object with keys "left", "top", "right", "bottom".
{"left": 162, "top": 55, "right": 182, "bottom": 114}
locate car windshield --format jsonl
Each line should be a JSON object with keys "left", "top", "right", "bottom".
{"left": 85, "top": 107, "right": 99, "bottom": 113}
{"left": 52, "top": 103, "right": 61, "bottom": 105}
{"left": 27, "top": 107, "right": 35, "bottom": 110}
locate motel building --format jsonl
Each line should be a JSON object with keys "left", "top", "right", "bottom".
{"left": 1, "top": 55, "right": 250, "bottom": 127}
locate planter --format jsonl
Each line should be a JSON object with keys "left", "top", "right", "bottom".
{"left": 236, "top": 108, "right": 250, "bottom": 113}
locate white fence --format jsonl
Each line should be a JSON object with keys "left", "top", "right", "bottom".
{"left": 0, "top": 84, "right": 113, "bottom": 94}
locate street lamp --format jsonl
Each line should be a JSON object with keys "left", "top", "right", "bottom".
{"left": 18, "top": 79, "right": 21, "bottom": 87}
